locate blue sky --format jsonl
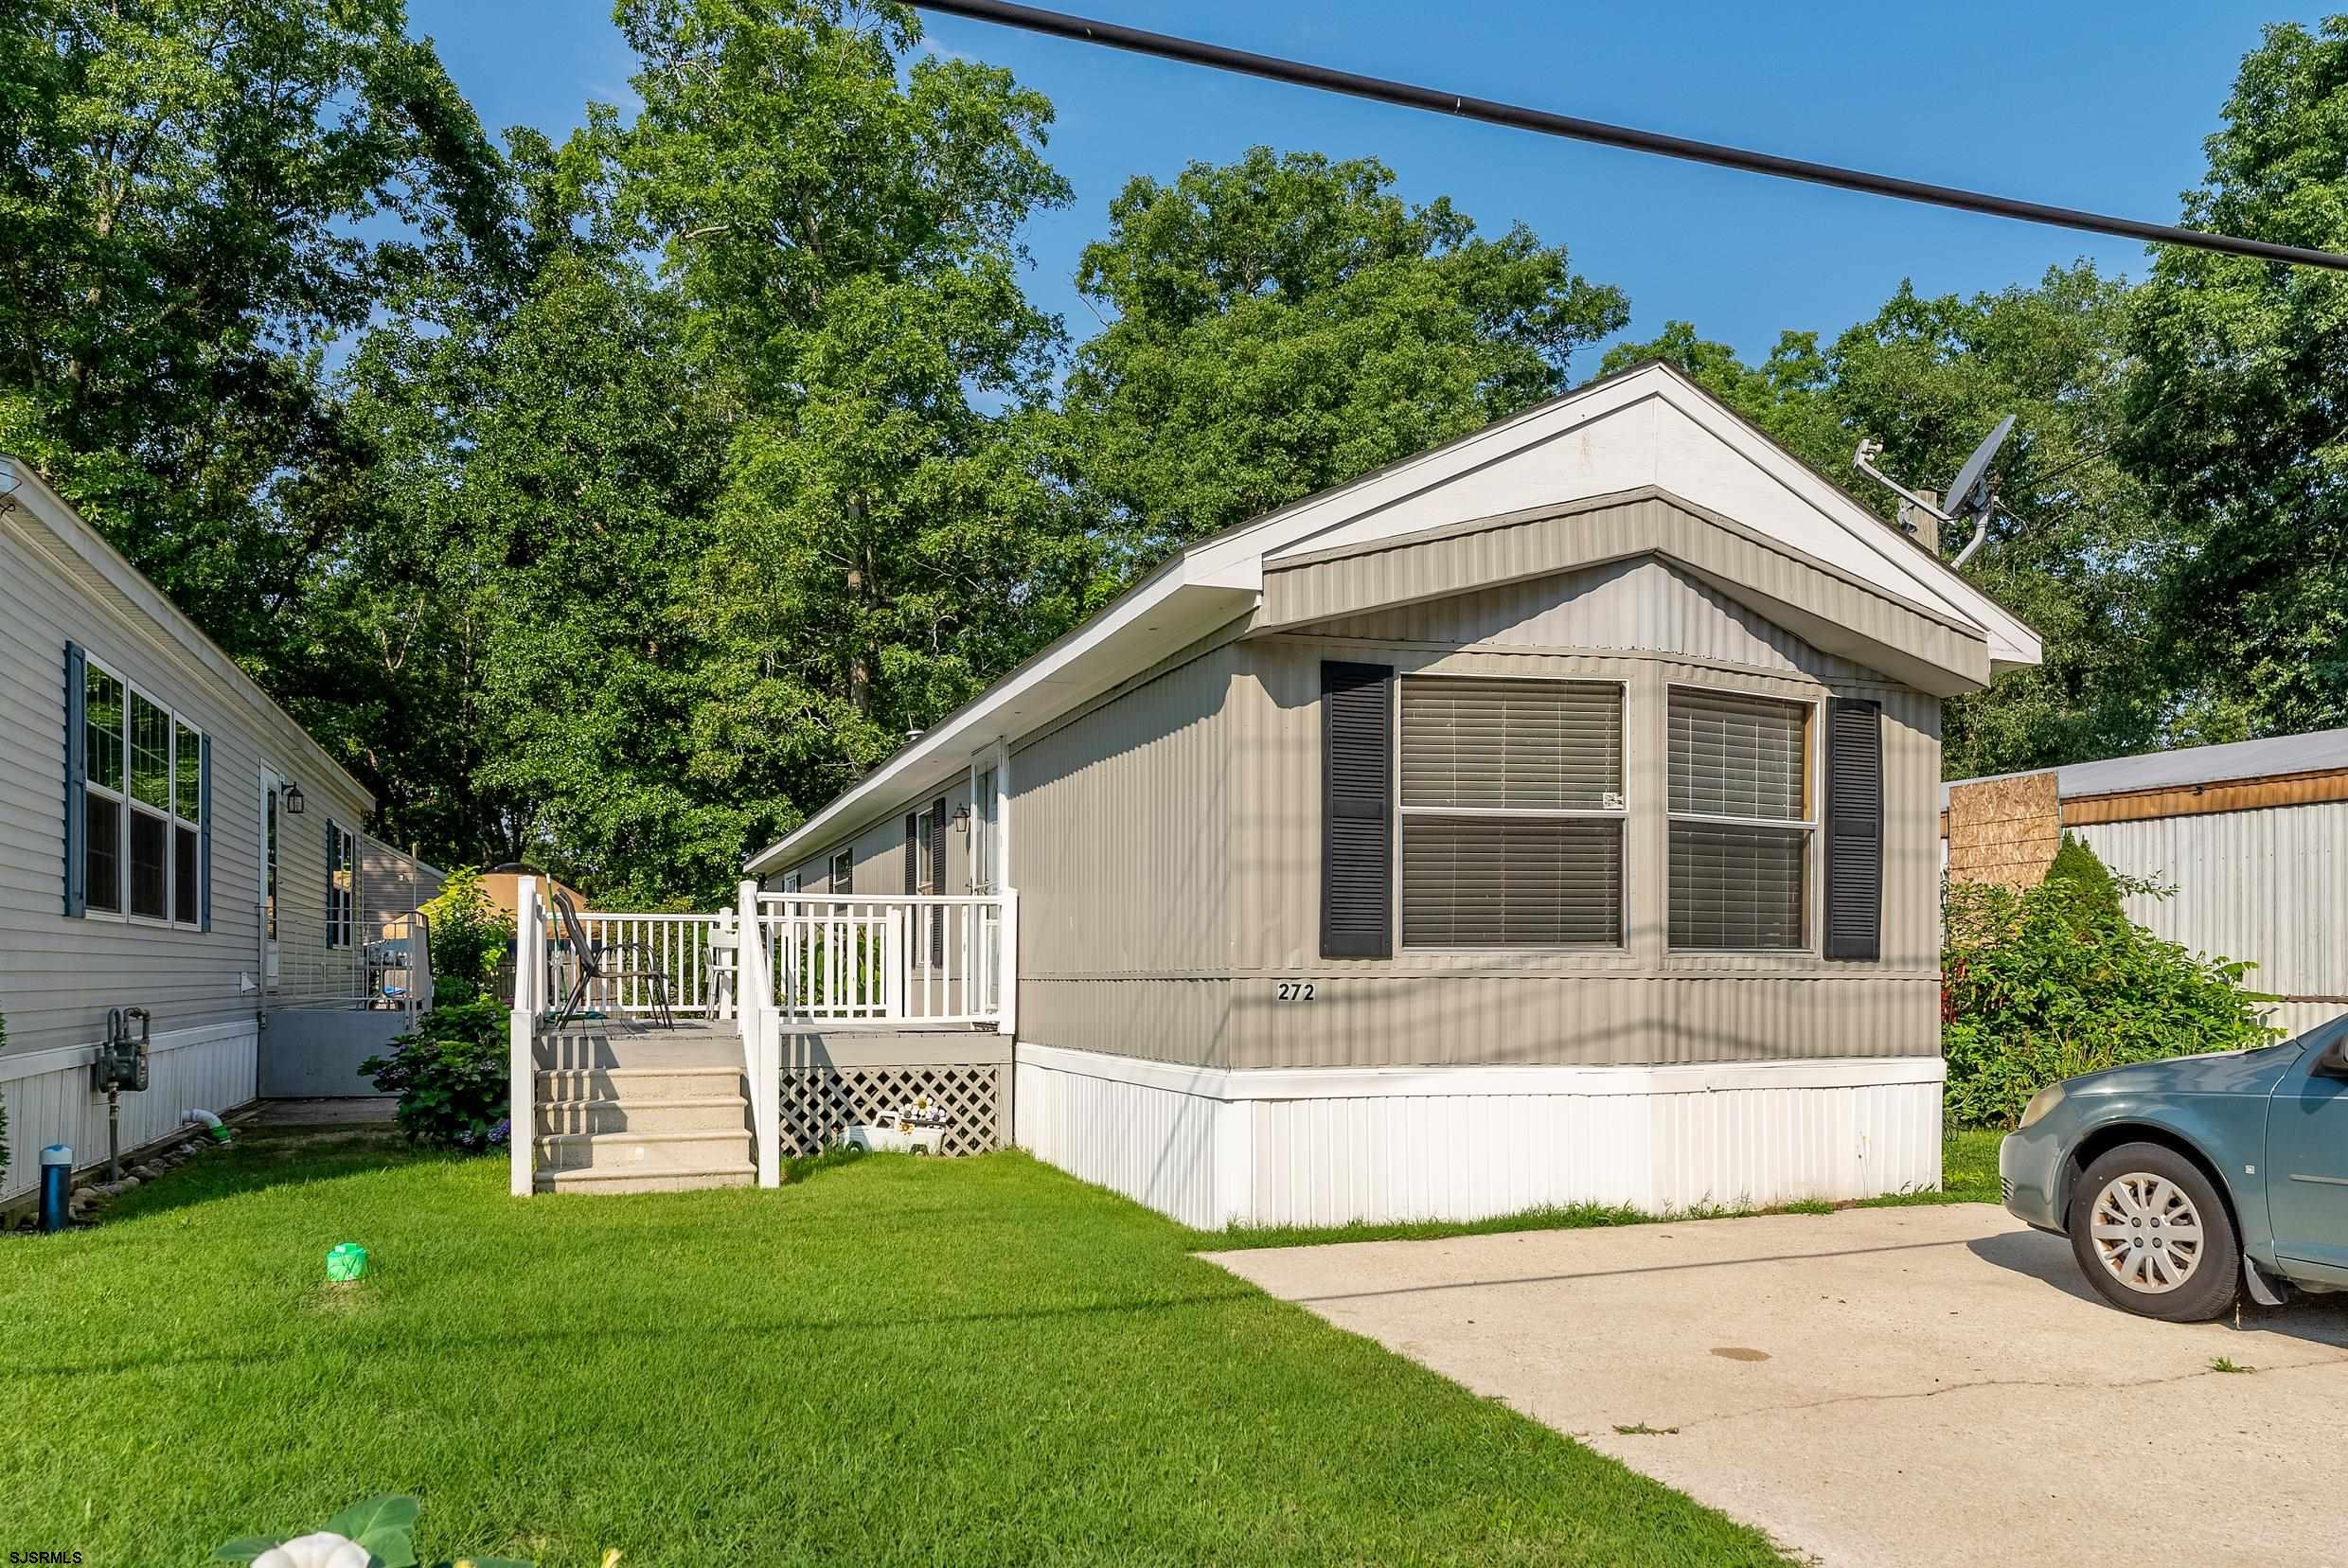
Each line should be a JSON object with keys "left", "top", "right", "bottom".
{"left": 405, "top": 0, "right": 2302, "bottom": 367}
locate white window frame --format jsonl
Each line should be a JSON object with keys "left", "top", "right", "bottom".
{"left": 828, "top": 847, "right": 853, "bottom": 893}
{"left": 1663, "top": 681, "right": 1822, "bottom": 954}
{"left": 1394, "top": 671, "right": 1632, "bottom": 953}
{"left": 325, "top": 819, "right": 356, "bottom": 949}
{"left": 80, "top": 655, "right": 205, "bottom": 932}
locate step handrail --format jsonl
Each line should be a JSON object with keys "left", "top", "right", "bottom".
{"left": 737, "top": 879, "right": 781, "bottom": 1187}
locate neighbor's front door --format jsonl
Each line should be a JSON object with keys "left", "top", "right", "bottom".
{"left": 2267, "top": 1024, "right": 2348, "bottom": 1277}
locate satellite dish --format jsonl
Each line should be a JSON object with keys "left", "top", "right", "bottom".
{"left": 1944, "top": 414, "right": 2015, "bottom": 526}
{"left": 1850, "top": 413, "right": 2018, "bottom": 569}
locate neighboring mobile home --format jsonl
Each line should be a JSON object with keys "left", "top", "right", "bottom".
{"left": 1945, "top": 728, "right": 2348, "bottom": 1041}
{"left": 747, "top": 364, "right": 2043, "bottom": 1228}
{"left": 0, "top": 457, "right": 438, "bottom": 1201}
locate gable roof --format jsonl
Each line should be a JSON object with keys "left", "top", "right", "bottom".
{"left": 745, "top": 362, "right": 2041, "bottom": 876}
{"left": 0, "top": 454, "right": 373, "bottom": 812}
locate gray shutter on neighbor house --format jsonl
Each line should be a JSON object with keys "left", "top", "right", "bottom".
{"left": 1823, "top": 699, "right": 1883, "bottom": 961}
{"left": 326, "top": 821, "right": 339, "bottom": 946}
{"left": 903, "top": 811, "right": 918, "bottom": 895}
{"left": 198, "top": 733, "right": 213, "bottom": 932}
{"left": 1321, "top": 661, "right": 1394, "bottom": 958}
{"left": 63, "top": 641, "right": 86, "bottom": 917}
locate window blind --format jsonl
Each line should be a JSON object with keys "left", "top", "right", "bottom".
{"left": 1403, "top": 818, "right": 1622, "bottom": 948}
{"left": 1667, "top": 689, "right": 1805, "bottom": 820}
{"left": 1401, "top": 679, "right": 1623, "bottom": 811}
{"left": 1668, "top": 689, "right": 1810, "bottom": 951}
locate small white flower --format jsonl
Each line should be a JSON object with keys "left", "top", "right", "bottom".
{"left": 254, "top": 1531, "right": 373, "bottom": 1568}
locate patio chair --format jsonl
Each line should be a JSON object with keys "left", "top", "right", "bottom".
{"left": 548, "top": 889, "right": 677, "bottom": 1032}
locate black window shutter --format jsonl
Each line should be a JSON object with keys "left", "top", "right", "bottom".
{"left": 903, "top": 812, "right": 918, "bottom": 895}
{"left": 1322, "top": 661, "right": 1394, "bottom": 959}
{"left": 198, "top": 733, "right": 212, "bottom": 932}
{"left": 1823, "top": 699, "right": 1883, "bottom": 961}
{"left": 63, "top": 641, "right": 86, "bottom": 917}
{"left": 928, "top": 798, "right": 948, "bottom": 967}
{"left": 325, "top": 821, "right": 339, "bottom": 947}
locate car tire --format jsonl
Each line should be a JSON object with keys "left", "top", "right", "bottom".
{"left": 2067, "top": 1142, "right": 2240, "bottom": 1323}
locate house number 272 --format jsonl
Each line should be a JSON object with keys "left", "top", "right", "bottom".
{"left": 1275, "top": 982, "right": 1317, "bottom": 1002}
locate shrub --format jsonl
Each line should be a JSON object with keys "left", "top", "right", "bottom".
{"left": 363, "top": 999, "right": 511, "bottom": 1151}
{"left": 2044, "top": 830, "right": 2125, "bottom": 917}
{"left": 418, "top": 866, "right": 511, "bottom": 1006}
{"left": 1942, "top": 869, "right": 2279, "bottom": 1129}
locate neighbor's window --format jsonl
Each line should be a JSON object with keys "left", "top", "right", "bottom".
{"left": 829, "top": 848, "right": 853, "bottom": 893}
{"left": 1398, "top": 677, "right": 1625, "bottom": 948}
{"left": 80, "top": 658, "right": 204, "bottom": 926}
{"left": 1667, "top": 688, "right": 1812, "bottom": 951}
{"left": 326, "top": 821, "right": 356, "bottom": 948}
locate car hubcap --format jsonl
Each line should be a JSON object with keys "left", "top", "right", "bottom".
{"left": 2090, "top": 1173, "right": 2205, "bottom": 1294}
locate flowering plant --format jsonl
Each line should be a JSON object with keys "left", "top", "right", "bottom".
{"left": 214, "top": 1495, "right": 533, "bottom": 1567}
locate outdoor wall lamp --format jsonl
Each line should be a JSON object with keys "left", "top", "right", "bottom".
{"left": 282, "top": 781, "right": 306, "bottom": 815}
{"left": 952, "top": 803, "right": 971, "bottom": 833}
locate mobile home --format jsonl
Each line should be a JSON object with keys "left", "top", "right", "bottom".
{"left": 744, "top": 364, "right": 2043, "bottom": 1227}
{"left": 0, "top": 457, "right": 439, "bottom": 1200}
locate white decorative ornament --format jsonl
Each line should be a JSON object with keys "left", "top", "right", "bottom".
{"left": 254, "top": 1532, "right": 372, "bottom": 1568}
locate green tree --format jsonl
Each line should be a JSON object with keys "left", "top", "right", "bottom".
{"left": 612, "top": 0, "right": 1086, "bottom": 855}
{"left": 0, "top": 0, "right": 506, "bottom": 676}
{"left": 2126, "top": 16, "right": 2348, "bottom": 741}
{"left": 1061, "top": 147, "right": 1628, "bottom": 566}
{"left": 1605, "top": 266, "right": 2166, "bottom": 778}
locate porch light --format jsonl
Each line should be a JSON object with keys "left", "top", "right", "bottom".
{"left": 281, "top": 781, "right": 306, "bottom": 816}
{"left": 952, "top": 803, "right": 971, "bottom": 833}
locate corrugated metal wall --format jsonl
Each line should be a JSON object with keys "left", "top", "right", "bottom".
{"left": 2072, "top": 805, "right": 2348, "bottom": 1040}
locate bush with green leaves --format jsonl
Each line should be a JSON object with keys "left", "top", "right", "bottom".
{"left": 417, "top": 866, "right": 512, "bottom": 1006}
{"left": 1942, "top": 855, "right": 2279, "bottom": 1129}
{"left": 363, "top": 1000, "right": 509, "bottom": 1152}
{"left": 214, "top": 1492, "right": 529, "bottom": 1567}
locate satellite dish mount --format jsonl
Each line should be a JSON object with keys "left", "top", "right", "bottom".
{"left": 1852, "top": 414, "right": 2015, "bottom": 568}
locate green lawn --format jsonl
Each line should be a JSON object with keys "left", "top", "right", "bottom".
{"left": 2, "top": 1129, "right": 1783, "bottom": 1567}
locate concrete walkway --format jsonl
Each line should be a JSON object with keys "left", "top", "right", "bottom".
{"left": 1207, "top": 1203, "right": 2348, "bottom": 1567}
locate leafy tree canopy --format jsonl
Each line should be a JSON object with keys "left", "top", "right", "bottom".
{"left": 1061, "top": 147, "right": 1629, "bottom": 563}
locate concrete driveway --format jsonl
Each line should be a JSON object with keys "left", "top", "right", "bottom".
{"left": 1206, "top": 1204, "right": 2348, "bottom": 1567}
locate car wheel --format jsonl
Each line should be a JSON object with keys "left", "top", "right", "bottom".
{"left": 2067, "top": 1142, "right": 2239, "bottom": 1323}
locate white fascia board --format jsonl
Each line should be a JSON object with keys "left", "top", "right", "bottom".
{"left": 744, "top": 561, "right": 1256, "bottom": 875}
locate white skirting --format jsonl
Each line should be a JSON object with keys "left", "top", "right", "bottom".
{"left": 1013, "top": 1042, "right": 1946, "bottom": 1230}
{"left": 0, "top": 1020, "right": 258, "bottom": 1203}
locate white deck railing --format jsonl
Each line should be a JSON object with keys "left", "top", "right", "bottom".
{"left": 571, "top": 912, "right": 728, "bottom": 1017}
{"left": 756, "top": 892, "right": 1016, "bottom": 1028}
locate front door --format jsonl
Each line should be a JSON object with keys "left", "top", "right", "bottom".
{"left": 2267, "top": 1023, "right": 2348, "bottom": 1274}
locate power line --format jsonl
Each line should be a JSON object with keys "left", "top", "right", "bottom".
{"left": 916, "top": 0, "right": 2348, "bottom": 274}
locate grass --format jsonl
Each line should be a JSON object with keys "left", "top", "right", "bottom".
{"left": 0, "top": 1127, "right": 1785, "bottom": 1568}
{"left": 1213, "top": 1128, "right": 2010, "bottom": 1250}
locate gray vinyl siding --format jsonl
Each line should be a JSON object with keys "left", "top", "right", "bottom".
{"left": 0, "top": 509, "right": 372, "bottom": 1060}
{"left": 1005, "top": 553, "right": 1943, "bottom": 1071}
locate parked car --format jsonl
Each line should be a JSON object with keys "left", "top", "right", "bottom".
{"left": 2000, "top": 1019, "right": 2348, "bottom": 1321}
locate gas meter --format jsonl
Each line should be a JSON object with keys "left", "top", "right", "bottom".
{"left": 93, "top": 1006, "right": 150, "bottom": 1095}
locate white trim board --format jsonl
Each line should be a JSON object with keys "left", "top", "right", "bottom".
{"left": 1012, "top": 1040, "right": 1945, "bottom": 1102}
{"left": 0, "top": 1018, "right": 257, "bottom": 1084}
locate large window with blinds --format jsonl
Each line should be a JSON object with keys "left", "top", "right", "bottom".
{"left": 1398, "top": 677, "right": 1626, "bottom": 948}
{"left": 1667, "top": 687, "right": 1813, "bottom": 951}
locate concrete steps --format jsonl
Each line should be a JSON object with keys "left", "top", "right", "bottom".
{"left": 529, "top": 1025, "right": 753, "bottom": 1195}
